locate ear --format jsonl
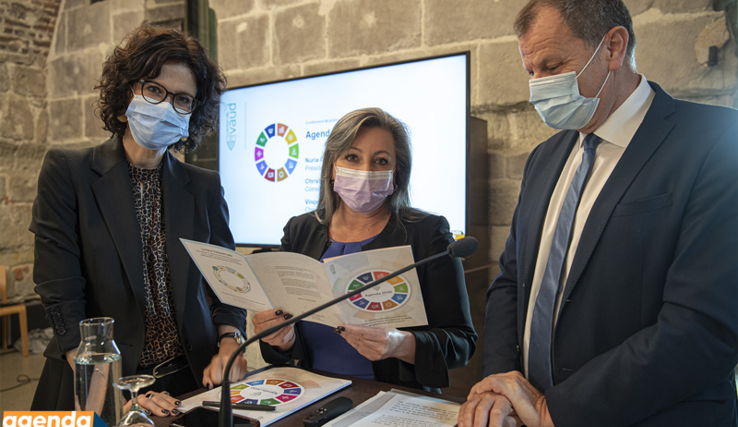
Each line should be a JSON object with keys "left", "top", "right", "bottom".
{"left": 605, "top": 26, "right": 629, "bottom": 72}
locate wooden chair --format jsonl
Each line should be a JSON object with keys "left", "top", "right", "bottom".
{"left": 0, "top": 265, "right": 29, "bottom": 356}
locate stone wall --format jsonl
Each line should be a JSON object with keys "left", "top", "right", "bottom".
{"left": 0, "top": 0, "right": 61, "bottom": 302}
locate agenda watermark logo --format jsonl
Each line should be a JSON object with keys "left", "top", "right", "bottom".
{"left": 2, "top": 411, "right": 106, "bottom": 427}
{"left": 253, "top": 123, "right": 299, "bottom": 182}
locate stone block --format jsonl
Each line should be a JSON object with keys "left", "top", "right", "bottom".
{"left": 262, "top": 0, "right": 302, "bottom": 7}
{"left": 0, "top": 94, "right": 35, "bottom": 140}
{"left": 0, "top": 175, "right": 6, "bottom": 201}
{"left": 0, "top": 205, "right": 34, "bottom": 250}
{"left": 508, "top": 108, "right": 557, "bottom": 152}
{"left": 8, "top": 173, "right": 37, "bottom": 203}
{"left": 67, "top": 1, "right": 112, "bottom": 52}
{"left": 651, "top": 0, "right": 712, "bottom": 13}
{"left": 111, "top": 0, "right": 145, "bottom": 12}
{"left": 84, "top": 95, "right": 110, "bottom": 140}
{"left": 327, "top": 0, "right": 421, "bottom": 58}
{"left": 9, "top": 263, "right": 35, "bottom": 301}
{"left": 226, "top": 64, "right": 301, "bottom": 88}
{"left": 114, "top": 11, "right": 145, "bottom": 44}
{"left": 210, "top": 0, "right": 254, "bottom": 17}
{"left": 53, "top": 11, "right": 66, "bottom": 56}
{"left": 48, "top": 51, "right": 103, "bottom": 97}
{"left": 695, "top": 18, "right": 730, "bottom": 65}
{"left": 49, "top": 98, "right": 82, "bottom": 141}
{"left": 218, "top": 14, "right": 269, "bottom": 71}
{"left": 0, "top": 63, "right": 8, "bottom": 92}
{"left": 35, "top": 106, "right": 48, "bottom": 144}
{"left": 64, "top": 0, "right": 87, "bottom": 10}
{"left": 274, "top": 3, "right": 325, "bottom": 65}
{"left": 425, "top": 0, "right": 518, "bottom": 46}
{"left": 478, "top": 41, "right": 530, "bottom": 106}
{"left": 489, "top": 178, "right": 521, "bottom": 226}
{"left": 10, "top": 65, "right": 46, "bottom": 98}
{"left": 302, "top": 59, "right": 361, "bottom": 77}
{"left": 635, "top": 12, "right": 737, "bottom": 97}
{"left": 0, "top": 142, "right": 17, "bottom": 171}
{"left": 145, "top": 3, "right": 185, "bottom": 23}
{"left": 13, "top": 143, "right": 47, "bottom": 174}
{"left": 623, "top": 0, "right": 652, "bottom": 17}
{"left": 506, "top": 151, "right": 530, "bottom": 180}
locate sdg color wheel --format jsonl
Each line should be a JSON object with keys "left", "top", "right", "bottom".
{"left": 226, "top": 379, "right": 305, "bottom": 406}
{"left": 345, "top": 270, "right": 411, "bottom": 312}
{"left": 254, "top": 123, "right": 299, "bottom": 182}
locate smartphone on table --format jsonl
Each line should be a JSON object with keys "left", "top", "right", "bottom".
{"left": 170, "top": 407, "right": 257, "bottom": 427}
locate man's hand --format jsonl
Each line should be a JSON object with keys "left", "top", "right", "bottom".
{"left": 458, "top": 391, "right": 519, "bottom": 427}
{"left": 253, "top": 309, "right": 295, "bottom": 351}
{"left": 336, "top": 325, "right": 415, "bottom": 364}
{"left": 203, "top": 326, "right": 248, "bottom": 389}
{"left": 461, "top": 371, "right": 554, "bottom": 427}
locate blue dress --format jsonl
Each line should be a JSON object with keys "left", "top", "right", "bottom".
{"left": 301, "top": 236, "right": 376, "bottom": 380}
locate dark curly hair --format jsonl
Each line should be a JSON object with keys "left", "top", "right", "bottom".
{"left": 95, "top": 25, "right": 227, "bottom": 151}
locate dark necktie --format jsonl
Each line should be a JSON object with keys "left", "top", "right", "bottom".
{"left": 529, "top": 133, "right": 602, "bottom": 391}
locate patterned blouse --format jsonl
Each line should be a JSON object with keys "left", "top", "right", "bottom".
{"left": 129, "top": 163, "right": 185, "bottom": 367}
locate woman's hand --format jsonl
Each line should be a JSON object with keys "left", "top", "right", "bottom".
{"left": 203, "top": 338, "right": 248, "bottom": 389}
{"left": 253, "top": 309, "right": 295, "bottom": 351}
{"left": 124, "top": 391, "right": 182, "bottom": 417}
{"left": 335, "top": 325, "right": 416, "bottom": 364}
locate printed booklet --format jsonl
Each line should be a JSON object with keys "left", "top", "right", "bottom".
{"left": 181, "top": 239, "right": 428, "bottom": 328}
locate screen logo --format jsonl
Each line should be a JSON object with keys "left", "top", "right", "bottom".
{"left": 254, "top": 123, "right": 299, "bottom": 182}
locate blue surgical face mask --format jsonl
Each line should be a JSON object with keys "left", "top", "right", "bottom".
{"left": 125, "top": 95, "right": 191, "bottom": 150}
{"left": 528, "top": 35, "right": 611, "bottom": 130}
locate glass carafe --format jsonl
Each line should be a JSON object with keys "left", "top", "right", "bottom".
{"left": 74, "top": 317, "right": 123, "bottom": 426}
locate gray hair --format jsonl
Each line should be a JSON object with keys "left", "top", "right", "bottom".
{"left": 314, "top": 107, "right": 425, "bottom": 225}
{"left": 514, "top": 0, "right": 637, "bottom": 70}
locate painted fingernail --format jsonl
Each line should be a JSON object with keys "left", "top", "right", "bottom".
{"left": 161, "top": 409, "right": 170, "bottom": 415}
{"left": 208, "top": 383, "right": 213, "bottom": 390}
{"left": 284, "top": 314, "right": 293, "bottom": 320}
{"left": 175, "top": 401, "right": 182, "bottom": 406}
{"left": 275, "top": 310, "right": 283, "bottom": 316}
{"left": 144, "top": 410, "right": 152, "bottom": 416}
{"left": 333, "top": 327, "right": 342, "bottom": 335}
{"left": 336, "top": 326, "right": 345, "bottom": 332}
{"left": 163, "top": 391, "right": 170, "bottom": 396}
{"left": 171, "top": 409, "right": 180, "bottom": 415}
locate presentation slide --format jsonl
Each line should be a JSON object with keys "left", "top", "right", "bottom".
{"left": 219, "top": 54, "right": 468, "bottom": 246}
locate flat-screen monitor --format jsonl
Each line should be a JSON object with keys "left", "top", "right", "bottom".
{"left": 219, "top": 52, "right": 469, "bottom": 247}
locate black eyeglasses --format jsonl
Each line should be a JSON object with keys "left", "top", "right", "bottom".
{"left": 136, "top": 79, "right": 198, "bottom": 115}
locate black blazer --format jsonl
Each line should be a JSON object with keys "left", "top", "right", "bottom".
{"left": 259, "top": 212, "right": 477, "bottom": 392}
{"left": 484, "top": 82, "right": 738, "bottom": 426}
{"left": 30, "top": 137, "right": 247, "bottom": 399}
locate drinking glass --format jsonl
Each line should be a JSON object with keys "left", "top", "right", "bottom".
{"left": 115, "top": 375, "right": 156, "bottom": 427}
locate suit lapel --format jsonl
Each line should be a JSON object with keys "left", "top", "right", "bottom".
{"left": 90, "top": 137, "right": 148, "bottom": 316}
{"left": 161, "top": 152, "right": 194, "bottom": 325}
{"left": 560, "top": 82, "right": 676, "bottom": 309}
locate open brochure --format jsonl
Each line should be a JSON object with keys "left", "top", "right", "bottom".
{"left": 324, "top": 389, "right": 461, "bottom": 427}
{"left": 181, "top": 239, "right": 428, "bottom": 328}
{"left": 178, "top": 366, "right": 352, "bottom": 427}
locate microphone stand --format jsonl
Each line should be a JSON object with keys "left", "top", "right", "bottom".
{"left": 218, "top": 249, "right": 451, "bottom": 427}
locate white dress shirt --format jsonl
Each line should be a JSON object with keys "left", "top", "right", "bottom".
{"left": 522, "top": 75, "right": 656, "bottom": 378}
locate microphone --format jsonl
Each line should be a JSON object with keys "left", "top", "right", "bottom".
{"left": 218, "top": 236, "right": 479, "bottom": 427}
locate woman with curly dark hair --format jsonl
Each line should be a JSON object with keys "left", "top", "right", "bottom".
{"left": 29, "top": 25, "right": 248, "bottom": 417}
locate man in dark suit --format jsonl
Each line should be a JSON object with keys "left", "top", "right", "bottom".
{"left": 458, "top": 1, "right": 738, "bottom": 426}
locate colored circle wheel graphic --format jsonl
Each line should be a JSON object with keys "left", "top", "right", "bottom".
{"left": 254, "top": 123, "right": 299, "bottom": 182}
{"left": 345, "top": 270, "right": 411, "bottom": 312}
{"left": 226, "top": 379, "right": 305, "bottom": 406}
{"left": 212, "top": 265, "right": 250, "bottom": 293}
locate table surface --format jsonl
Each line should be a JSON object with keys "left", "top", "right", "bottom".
{"left": 156, "top": 368, "right": 465, "bottom": 427}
